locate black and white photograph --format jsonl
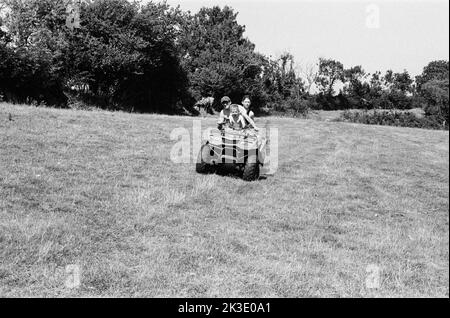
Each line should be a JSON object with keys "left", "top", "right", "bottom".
{"left": 0, "top": 0, "right": 448, "bottom": 301}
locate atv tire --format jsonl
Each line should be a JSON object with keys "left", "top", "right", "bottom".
{"left": 196, "top": 144, "right": 214, "bottom": 174}
{"left": 242, "top": 155, "right": 260, "bottom": 181}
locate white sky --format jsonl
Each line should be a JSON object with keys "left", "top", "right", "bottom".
{"left": 159, "top": 0, "right": 449, "bottom": 77}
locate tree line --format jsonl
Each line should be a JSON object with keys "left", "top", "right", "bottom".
{"left": 0, "top": 0, "right": 448, "bottom": 128}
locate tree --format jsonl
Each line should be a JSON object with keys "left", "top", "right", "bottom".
{"left": 0, "top": 0, "right": 67, "bottom": 47}
{"left": 74, "top": 0, "right": 188, "bottom": 112}
{"left": 367, "top": 69, "right": 414, "bottom": 110}
{"left": 415, "top": 60, "right": 449, "bottom": 126}
{"left": 368, "top": 71, "right": 383, "bottom": 99}
{"left": 343, "top": 65, "right": 370, "bottom": 108}
{"left": 298, "top": 61, "right": 318, "bottom": 95}
{"left": 0, "top": 0, "right": 67, "bottom": 106}
{"left": 178, "top": 6, "right": 268, "bottom": 112}
{"left": 416, "top": 60, "right": 449, "bottom": 94}
{"left": 0, "top": 41, "right": 67, "bottom": 105}
{"left": 277, "top": 52, "right": 301, "bottom": 98}
{"left": 0, "top": 0, "right": 190, "bottom": 112}
{"left": 421, "top": 79, "right": 449, "bottom": 127}
{"left": 392, "top": 70, "right": 413, "bottom": 94}
{"left": 315, "top": 58, "right": 344, "bottom": 96}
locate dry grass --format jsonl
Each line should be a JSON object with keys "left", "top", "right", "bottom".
{"left": 0, "top": 103, "right": 448, "bottom": 297}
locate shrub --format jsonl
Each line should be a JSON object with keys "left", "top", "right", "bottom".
{"left": 336, "top": 110, "right": 448, "bottom": 130}
{"left": 0, "top": 45, "right": 67, "bottom": 107}
{"left": 269, "top": 96, "right": 310, "bottom": 117}
{"left": 286, "top": 97, "right": 310, "bottom": 117}
{"left": 421, "top": 79, "right": 449, "bottom": 125}
{"left": 313, "top": 93, "right": 350, "bottom": 110}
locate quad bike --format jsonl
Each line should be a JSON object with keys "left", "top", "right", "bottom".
{"left": 196, "top": 127, "right": 267, "bottom": 181}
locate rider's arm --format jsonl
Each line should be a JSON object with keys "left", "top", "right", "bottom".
{"left": 238, "top": 105, "right": 258, "bottom": 130}
{"left": 217, "top": 110, "right": 226, "bottom": 130}
{"left": 239, "top": 115, "right": 247, "bottom": 129}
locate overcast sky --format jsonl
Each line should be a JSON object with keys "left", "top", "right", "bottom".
{"left": 159, "top": 0, "right": 449, "bottom": 77}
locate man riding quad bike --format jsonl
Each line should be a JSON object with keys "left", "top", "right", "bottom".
{"left": 196, "top": 102, "right": 266, "bottom": 181}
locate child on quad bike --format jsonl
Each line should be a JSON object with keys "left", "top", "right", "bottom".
{"left": 228, "top": 104, "right": 246, "bottom": 130}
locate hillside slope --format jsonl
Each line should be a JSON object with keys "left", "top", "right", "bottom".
{"left": 0, "top": 103, "right": 448, "bottom": 297}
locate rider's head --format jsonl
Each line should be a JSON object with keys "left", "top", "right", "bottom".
{"left": 242, "top": 95, "right": 251, "bottom": 110}
{"left": 230, "top": 104, "right": 240, "bottom": 116}
{"left": 221, "top": 96, "right": 231, "bottom": 109}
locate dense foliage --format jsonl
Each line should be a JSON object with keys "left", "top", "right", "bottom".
{"left": 0, "top": 0, "right": 448, "bottom": 129}
{"left": 0, "top": 0, "right": 190, "bottom": 112}
{"left": 336, "top": 110, "right": 447, "bottom": 130}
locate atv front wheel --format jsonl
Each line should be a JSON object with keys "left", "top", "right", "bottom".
{"left": 242, "top": 155, "right": 260, "bottom": 181}
{"left": 196, "top": 144, "right": 214, "bottom": 174}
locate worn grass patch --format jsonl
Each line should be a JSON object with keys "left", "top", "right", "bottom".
{"left": 0, "top": 103, "right": 448, "bottom": 297}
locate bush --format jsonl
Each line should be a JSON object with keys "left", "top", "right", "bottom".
{"left": 269, "top": 96, "right": 310, "bottom": 117}
{"left": 0, "top": 45, "right": 67, "bottom": 107}
{"left": 421, "top": 79, "right": 449, "bottom": 125}
{"left": 286, "top": 97, "right": 310, "bottom": 117}
{"left": 0, "top": 0, "right": 189, "bottom": 113}
{"left": 313, "top": 93, "right": 350, "bottom": 110}
{"left": 336, "top": 110, "right": 448, "bottom": 130}
{"left": 371, "top": 91, "right": 415, "bottom": 110}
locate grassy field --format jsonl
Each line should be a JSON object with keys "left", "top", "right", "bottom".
{"left": 0, "top": 103, "right": 448, "bottom": 297}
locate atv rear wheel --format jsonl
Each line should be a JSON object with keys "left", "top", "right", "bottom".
{"left": 196, "top": 144, "right": 214, "bottom": 174}
{"left": 242, "top": 155, "right": 260, "bottom": 181}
